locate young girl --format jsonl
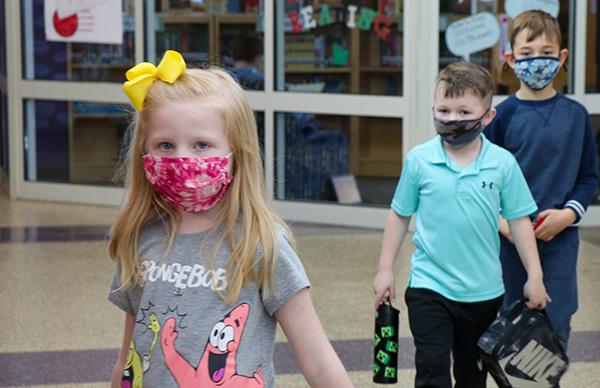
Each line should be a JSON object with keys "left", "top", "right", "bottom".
{"left": 108, "top": 50, "right": 352, "bottom": 388}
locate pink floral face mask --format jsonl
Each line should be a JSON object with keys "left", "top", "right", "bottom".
{"left": 143, "top": 153, "right": 234, "bottom": 213}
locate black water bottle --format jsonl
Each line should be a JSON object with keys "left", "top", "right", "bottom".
{"left": 373, "top": 302, "right": 400, "bottom": 384}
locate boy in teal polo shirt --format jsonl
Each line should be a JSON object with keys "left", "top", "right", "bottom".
{"left": 373, "top": 62, "right": 550, "bottom": 388}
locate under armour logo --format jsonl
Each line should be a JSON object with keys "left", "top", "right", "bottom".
{"left": 482, "top": 181, "right": 494, "bottom": 189}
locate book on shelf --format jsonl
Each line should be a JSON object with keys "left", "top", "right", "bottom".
{"left": 285, "top": 32, "right": 349, "bottom": 70}
{"left": 71, "top": 32, "right": 134, "bottom": 66}
{"left": 71, "top": 102, "right": 129, "bottom": 116}
{"left": 168, "top": 0, "right": 261, "bottom": 13}
{"left": 285, "top": 33, "right": 317, "bottom": 70}
{"left": 155, "top": 29, "right": 209, "bottom": 63}
{"left": 380, "top": 32, "right": 402, "bottom": 67}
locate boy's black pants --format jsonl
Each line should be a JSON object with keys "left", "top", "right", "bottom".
{"left": 405, "top": 287, "right": 502, "bottom": 388}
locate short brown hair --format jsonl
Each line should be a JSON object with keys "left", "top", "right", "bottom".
{"left": 435, "top": 62, "right": 494, "bottom": 106}
{"left": 233, "top": 32, "right": 263, "bottom": 63}
{"left": 510, "top": 10, "right": 562, "bottom": 50}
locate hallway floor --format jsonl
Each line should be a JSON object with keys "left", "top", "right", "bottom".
{"left": 1, "top": 194, "right": 599, "bottom": 387}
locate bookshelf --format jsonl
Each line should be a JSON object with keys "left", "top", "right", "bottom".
{"left": 65, "top": 29, "right": 135, "bottom": 183}
{"left": 67, "top": 101, "right": 129, "bottom": 184}
{"left": 154, "top": 2, "right": 261, "bottom": 67}
{"left": 64, "top": 1, "right": 261, "bottom": 183}
{"left": 281, "top": 1, "right": 403, "bottom": 178}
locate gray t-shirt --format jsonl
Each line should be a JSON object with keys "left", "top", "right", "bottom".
{"left": 108, "top": 221, "right": 310, "bottom": 388}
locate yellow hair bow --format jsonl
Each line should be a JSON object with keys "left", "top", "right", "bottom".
{"left": 123, "top": 50, "right": 186, "bottom": 111}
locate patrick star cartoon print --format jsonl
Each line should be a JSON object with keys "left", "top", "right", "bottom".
{"left": 161, "top": 303, "right": 263, "bottom": 387}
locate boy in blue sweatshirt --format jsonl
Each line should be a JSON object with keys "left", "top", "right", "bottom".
{"left": 484, "top": 10, "right": 599, "bottom": 350}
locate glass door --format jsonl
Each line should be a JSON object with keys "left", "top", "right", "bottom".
{"left": 0, "top": 0, "right": 8, "bottom": 188}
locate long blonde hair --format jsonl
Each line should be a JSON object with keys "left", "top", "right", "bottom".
{"left": 109, "top": 68, "right": 290, "bottom": 304}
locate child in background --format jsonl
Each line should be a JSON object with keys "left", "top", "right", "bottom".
{"left": 374, "top": 62, "right": 549, "bottom": 388}
{"left": 484, "top": 10, "right": 599, "bottom": 350}
{"left": 229, "top": 32, "right": 264, "bottom": 91}
{"left": 108, "top": 50, "right": 352, "bottom": 388}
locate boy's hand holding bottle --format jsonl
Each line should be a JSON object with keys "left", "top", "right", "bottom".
{"left": 374, "top": 269, "right": 396, "bottom": 309}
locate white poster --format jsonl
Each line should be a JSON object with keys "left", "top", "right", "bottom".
{"left": 44, "top": 0, "right": 123, "bottom": 44}
{"left": 505, "top": 0, "right": 560, "bottom": 19}
{"left": 445, "top": 12, "right": 500, "bottom": 61}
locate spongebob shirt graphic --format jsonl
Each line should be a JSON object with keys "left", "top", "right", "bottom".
{"left": 121, "top": 313, "right": 160, "bottom": 388}
{"left": 108, "top": 222, "right": 310, "bottom": 388}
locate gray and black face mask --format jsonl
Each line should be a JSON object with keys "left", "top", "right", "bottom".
{"left": 433, "top": 109, "right": 490, "bottom": 146}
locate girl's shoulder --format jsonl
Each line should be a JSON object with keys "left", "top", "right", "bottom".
{"left": 274, "top": 222, "right": 291, "bottom": 237}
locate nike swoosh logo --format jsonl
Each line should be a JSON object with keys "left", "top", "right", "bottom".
{"left": 498, "top": 356, "right": 553, "bottom": 388}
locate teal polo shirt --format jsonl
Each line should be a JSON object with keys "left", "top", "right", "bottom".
{"left": 392, "top": 134, "right": 537, "bottom": 302}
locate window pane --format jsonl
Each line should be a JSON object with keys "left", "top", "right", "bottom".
{"left": 587, "top": 1, "right": 600, "bottom": 93}
{"left": 22, "top": 101, "right": 265, "bottom": 187}
{"left": 147, "top": 0, "right": 264, "bottom": 90}
{"left": 1, "top": 0, "right": 8, "bottom": 176}
{"left": 254, "top": 110, "right": 265, "bottom": 161}
{"left": 21, "top": 0, "right": 135, "bottom": 82}
{"left": 275, "top": 112, "right": 402, "bottom": 205}
{"left": 276, "top": 1, "right": 403, "bottom": 95}
{"left": 591, "top": 114, "right": 600, "bottom": 204}
{"left": 23, "top": 100, "right": 129, "bottom": 185}
{"left": 0, "top": 92, "right": 6, "bottom": 177}
{"left": 439, "top": 0, "right": 574, "bottom": 95}
{"left": 0, "top": 0, "right": 5, "bottom": 78}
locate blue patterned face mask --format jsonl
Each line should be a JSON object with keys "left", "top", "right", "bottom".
{"left": 513, "top": 56, "right": 561, "bottom": 90}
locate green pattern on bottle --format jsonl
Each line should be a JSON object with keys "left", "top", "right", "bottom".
{"left": 376, "top": 350, "right": 390, "bottom": 365}
{"left": 385, "top": 340, "right": 398, "bottom": 353}
{"left": 381, "top": 325, "right": 394, "bottom": 338}
{"left": 384, "top": 366, "right": 397, "bottom": 378}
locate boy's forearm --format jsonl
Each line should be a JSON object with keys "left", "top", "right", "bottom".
{"left": 508, "top": 217, "right": 543, "bottom": 279}
{"left": 378, "top": 210, "right": 410, "bottom": 271}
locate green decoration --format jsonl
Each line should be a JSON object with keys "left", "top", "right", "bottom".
{"left": 357, "top": 8, "right": 377, "bottom": 30}
{"left": 332, "top": 43, "right": 349, "bottom": 66}
{"left": 318, "top": 4, "right": 334, "bottom": 26}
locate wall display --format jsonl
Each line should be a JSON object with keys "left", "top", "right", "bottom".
{"left": 279, "top": 1, "right": 403, "bottom": 96}
{"left": 44, "top": 0, "right": 123, "bottom": 43}
{"left": 286, "top": 0, "right": 400, "bottom": 40}
{"left": 445, "top": 12, "right": 500, "bottom": 61}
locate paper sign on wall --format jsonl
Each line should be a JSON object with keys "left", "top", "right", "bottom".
{"left": 445, "top": 12, "right": 500, "bottom": 61}
{"left": 44, "top": 0, "right": 123, "bottom": 44}
{"left": 504, "top": 0, "right": 559, "bottom": 19}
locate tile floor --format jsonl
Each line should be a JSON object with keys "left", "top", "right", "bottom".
{"left": 1, "top": 194, "right": 599, "bottom": 387}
